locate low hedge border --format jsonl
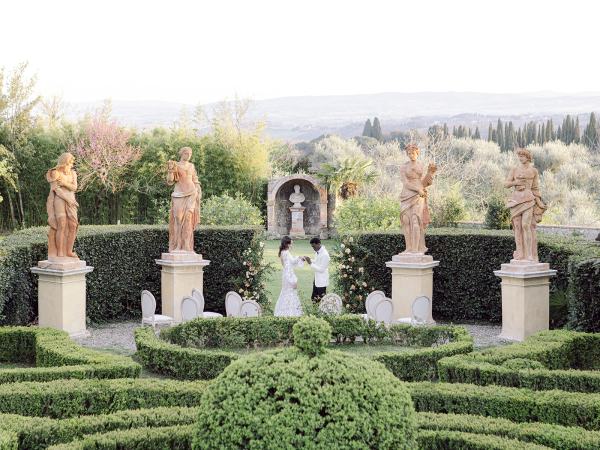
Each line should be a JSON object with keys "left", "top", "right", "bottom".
{"left": 0, "top": 378, "right": 206, "bottom": 418}
{"left": 334, "top": 229, "right": 600, "bottom": 330}
{"left": 0, "top": 225, "right": 264, "bottom": 325}
{"left": 416, "top": 430, "right": 550, "bottom": 450}
{"left": 408, "top": 381, "right": 600, "bottom": 430}
{"left": 438, "top": 330, "right": 600, "bottom": 392}
{"left": 0, "top": 327, "right": 140, "bottom": 384}
{"left": 140, "top": 316, "right": 472, "bottom": 381}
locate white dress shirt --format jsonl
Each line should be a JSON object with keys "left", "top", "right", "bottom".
{"left": 310, "top": 246, "right": 330, "bottom": 288}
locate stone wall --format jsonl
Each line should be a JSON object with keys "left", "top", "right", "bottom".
{"left": 275, "top": 180, "right": 322, "bottom": 236}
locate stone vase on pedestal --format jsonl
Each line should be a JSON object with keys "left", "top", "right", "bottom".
{"left": 494, "top": 260, "right": 556, "bottom": 341}
{"left": 155, "top": 252, "right": 210, "bottom": 323}
{"left": 31, "top": 259, "right": 94, "bottom": 337}
{"left": 289, "top": 206, "right": 306, "bottom": 237}
{"left": 385, "top": 253, "right": 439, "bottom": 323}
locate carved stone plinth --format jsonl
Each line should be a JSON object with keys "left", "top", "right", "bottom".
{"left": 31, "top": 262, "right": 93, "bottom": 337}
{"left": 156, "top": 254, "right": 210, "bottom": 323}
{"left": 385, "top": 253, "right": 439, "bottom": 322}
{"left": 289, "top": 206, "right": 306, "bottom": 237}
{"left": 494, "top": 260, "right": 557, "bottom": 341}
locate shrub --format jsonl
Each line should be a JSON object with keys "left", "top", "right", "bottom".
{"left": 152, "top": 316, "right": 472, "bottom": 381}
{"left": 429, "top": 183, "right": 467, "bottom": 227}
{"left": 201, "top": 193, "right": 264, "bottom": 226}
{"left": 333, "top": 229, "right": 600, "bottom": 327}
{"left": 485, "top": 196, "right": 512, "bottom": 229}
{"left": 0, "top": 327, "right": 140, "bottom": 383}
{"left": 1, "top": 406, "right": 198, "bottom": 450}
{"left": 408, "top": 381, "right": 600, "bottom": 430}
{"left": 0, "top": 225, "right": 265, "bottom": 324}
{"left": 416, "top": 430, "right": 549, "bottom": 449}
{"left": 438, "top": 330, "right": 600, "bottom": 392}
{"left": 193, "top": 317, "right": 418, "bottom": 449}
{"left": 333, "top": 196, "right": 400, "bottom": 233}
{"left": 0, "top": 378, "right": 206, "bottom": 418}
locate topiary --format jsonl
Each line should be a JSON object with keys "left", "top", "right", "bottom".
{"left": 193, "top": 316, "right": 417, "bottom": 449}
{"left": 502, "top": 358, "right": 546, "bottom": 370}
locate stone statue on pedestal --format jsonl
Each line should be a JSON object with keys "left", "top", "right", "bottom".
{"left": 166, "top": 147, "right": 201, "bottom": 254}
{"left": 398, "top": 144, "right": 437, "bottom": 255}
{"left": 46, "top": 152, "right": 79, "bottom": 261}
{"left": 504, "top": 148, "right": 546, "bottom": 262}
{"left": 289, "top": 185, "right": 306, "bottom": 237}
{"left": 289, "top": 185, "right": 305, "bottom": 207}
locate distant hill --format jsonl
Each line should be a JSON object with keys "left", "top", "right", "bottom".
{"left": 65, "top": 92, "right": 600, "bottom": 141}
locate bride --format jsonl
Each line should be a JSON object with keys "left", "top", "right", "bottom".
{"left": 274, "top": 236, "right": 304, "bottom": 317}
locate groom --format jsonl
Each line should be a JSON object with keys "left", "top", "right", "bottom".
{"left": 304, "top": 237, "right": 330, "bottom": 302}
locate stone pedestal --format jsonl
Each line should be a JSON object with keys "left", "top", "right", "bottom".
{"left": 156, "top": 252, "right": 210, "bottom": 323}
{"left": 31, "top": 259, "right": 93, "bottom": 337}
{"left": 494, "top": 260, "right": 557, "bottom": 341}
{"left": 289, "top": 206, "right": 306, "bottom": 237}
{"left": 385, "top": 253, "right": 439, "bottom": 322}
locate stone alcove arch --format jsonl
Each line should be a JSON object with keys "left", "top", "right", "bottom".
{"left": 267, "top": 174, "right": 328, "bottom": 238}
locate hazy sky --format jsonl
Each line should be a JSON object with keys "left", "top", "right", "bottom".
{"left": 2, "top": 0, "right": 599, "bottom": 104}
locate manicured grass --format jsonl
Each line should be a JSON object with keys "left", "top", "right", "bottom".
{"left": 262, "top": 239, "right": 337, "bottom": 311}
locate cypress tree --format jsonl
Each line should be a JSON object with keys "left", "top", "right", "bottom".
{"left": 575, "top": 117, "right": 581, "bottom": 143}
{"left": 506, "top": 122, "right": 515, "bottom": 150}
{"left": 584, "top": 112, "right": 599, "bottom": 150}
{"left": 474, "top": 127, "right": 481, "bottom": 140}
{"left": 488, "top": 123, "right": 493, "bottom": 142}
{"left": 557, "top": 125, "right": 562, "bottom": 143}
{"left": 362, "top": 119, "right": 373, "bottom": 137}
{"left": 443, "top": 123, "right": 449, "bottom": 136}
{"left": 545, "top": 119, "right": 553, "bottom": 142}
{"left": 540, "top": 123, "right": 546, "bottom": 144}
{"left": 497, "top": 119, "right": 504, "bottom": 150}
{"left": 372, "top": 117, "right": 383, "bottom": 141}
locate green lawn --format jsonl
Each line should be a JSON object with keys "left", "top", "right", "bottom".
{"left": 263, "top": 239, "right": 336, "bottom": 311}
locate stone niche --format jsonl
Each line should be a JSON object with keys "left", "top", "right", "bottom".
{"left": 267, "top": 174, "right": 328, "bottom": 238}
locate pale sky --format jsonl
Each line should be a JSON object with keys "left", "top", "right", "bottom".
{"left": 2, "top": 0, "right": 599, "bottom": 104}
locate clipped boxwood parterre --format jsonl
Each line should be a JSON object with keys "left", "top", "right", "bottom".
{"left": 334, "top": 229, "right": 600, "bottom": 330}
{"left": 438, "top": 330, "right": 600, "bottom": 392}
{"left": 0, "top": 225, "right": 264, "bottom": 325}
{"left": 136, "top": 315, "right": 472, "bottom": 381}
{"left": 0, "top": 327, "right": 140, "bottom": 383}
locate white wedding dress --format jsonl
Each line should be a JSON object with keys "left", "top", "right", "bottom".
{"left": 274, "top": 250, "right": 304, "bottom": 317}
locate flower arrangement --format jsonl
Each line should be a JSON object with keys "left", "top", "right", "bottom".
{"left": 332, "top": 236, "right": 371, "bottom": 313}
{"left": 233, "top": 239, "right": 273, "bottom": 310}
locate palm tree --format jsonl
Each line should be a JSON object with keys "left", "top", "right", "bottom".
{"left": 316, "top": 157, "right": 377, "bottom": 200}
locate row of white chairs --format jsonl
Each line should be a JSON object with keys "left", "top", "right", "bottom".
{"left": 363, "top": 290, "right": 430, "bottom": 325}
{"left": 225, "top": 292, "right": 263, "bottom": 317}
{"left": 141, "top": 288, "right": 223, "bottom": 328}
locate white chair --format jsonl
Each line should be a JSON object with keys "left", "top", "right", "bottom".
{"left": 374, "top": 297, "right": 394, "bottom": 325}
{"left": 239, "top": 300, "right": 262, "bottom": 317}
{"left": 363, "top": 290, "right": 386, "bottom": 321}
{"left": 319, "top": 293, "right": 343, "bottom": 315}
{"left": 141, "top": 290, "right": 174, "bottom": 329}
{"left": 397, "top": 296, "right": 431, "bottom": 325}
{"left": 181, "top": 296, "right": 200, "bottom": 322}
{"left": 191, "top": 288, "right": 223, "bottom": 318}
{"left": 225, "top": 291, "right": 243, "bottom": 317}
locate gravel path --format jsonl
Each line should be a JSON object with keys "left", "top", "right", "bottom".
{"left": 74, "top": 320, "right": 510, "bottom": 354}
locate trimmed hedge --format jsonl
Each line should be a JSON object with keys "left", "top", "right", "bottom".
{"left": 438, "top": 330, "right": 600, "bottom": 392}
{"left": 408, "top": 381, "right": 600, "bottom": 430}
{"left": 0, "top": 225, "right": 263, "bottom": 325}
{"left": 1, "top": 407, "right": 198, "bottom": 450}
{"left": 0, "top": 378, "right": 206, "bottom": 418}
{"left": 417, "top": 412, "right": 600, "bottom": 450}
{"left": 334, "top": 229, "right": 600, "bottom": 327}
{"left": 416, "top": 430, "right": 550, "bottom": 450}
{"left": 0, "top": 327, "right": 140, "bottom": 383}
{"left": 140, "top": 316, "right": 472, "bottom": 381}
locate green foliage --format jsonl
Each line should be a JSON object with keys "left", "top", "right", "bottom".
{"left": 408, "top": 381, "right": 600, "bottom": 430}
{"left": 291, "top": 316, "right": 331, "bottom": 356}
{"left": 193, "top": 337, "right": 417, "bottom": 449}
{"left": 429, "top": 183, "right": 467, "bottom": 227}
{"left": 201, "top": 193, "right": 263, "bottom": 226}
{"left": 0, "top": 327, "right": 139, "bottom": 383}
{"left": 334, "top": 196, "right": 399, "bottom": 233}
{"left": 416, "top": 430, "right": 549, "bottom": 449}
{"left": 334, "top": 229, "right": 600, "bottom": 326}
{"left": 1, "top": 406, "right": 198, "bottom": 450}
{"left": 438, "top": 330, "right": 600, "bottom": 392}
{"left": 148, "top": 316, "right": 471, "bottom": 381}
{"left": 485, "top": 196, "right": 512, "bottom": 229}
{"left": 134, "top": 327, "right": 237, "bottom": 380}
{"left": 0, "top": 225, "right": 264, "bottom": 324}
{"left": 0, "top": 378, "right": 206, "bottom": 418}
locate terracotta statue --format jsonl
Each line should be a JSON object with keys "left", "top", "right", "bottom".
{"left": 167, "top": 147, "right": 201, "bottom": 253}
{"left": 504, "top": 148, "right": 546, "bottom": 262}
{"left": 399, "top": 144, "right": 437, "bottom": 254}
{"left": 46, "top": 152, "right": 79, "bottom": 259}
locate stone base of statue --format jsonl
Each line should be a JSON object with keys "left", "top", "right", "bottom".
{"left": 31, "top": 259, "right": 93, "bottom": 337}
{"left": 289, "top": 206, "right": 306, "bottom": 237}
{"left": 156, "top": 252, "right": 210, "bottom": 323}
{"left": 494, "top": 260, "right": 557, "bottom": 341}
{"left": 385, "top": 253, "right": 439, "bottom": 323}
